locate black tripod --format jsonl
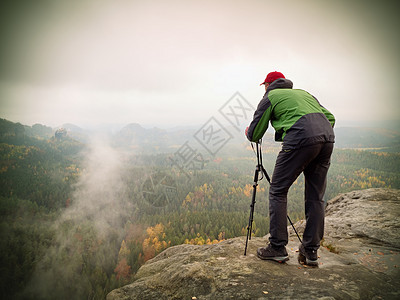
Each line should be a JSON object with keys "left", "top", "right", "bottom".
{"left": 244, "top": 142, "right": 303, "bottom": 256}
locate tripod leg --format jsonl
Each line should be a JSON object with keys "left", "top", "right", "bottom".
{"left": 287, "top": 215, "right": 303, "bottom": 244}
{"left": 244, "top": 167, "right": 259, "bottom": 256}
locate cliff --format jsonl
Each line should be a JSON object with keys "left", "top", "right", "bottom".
{"left": 107, "top": 188, "right": 400, "bottom": 300}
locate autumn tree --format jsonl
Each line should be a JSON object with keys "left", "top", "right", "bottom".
{"left": 142, "top": 223, "right": 170, "bottom": 262}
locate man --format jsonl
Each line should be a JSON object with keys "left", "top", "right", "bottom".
{"left": 245, "top": 71, "right": 335, "bottom": 266}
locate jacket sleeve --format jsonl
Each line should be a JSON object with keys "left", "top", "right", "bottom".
{"left": 312, "top": 95, "right": 335, "bottom": 128}
{"left": 246, "top": 94, "right": 272, "bottom": 142}
{"left": 321, "top": 106, "right": 335, "bottom": 128}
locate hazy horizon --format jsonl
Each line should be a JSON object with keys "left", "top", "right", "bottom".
{"left": 1, "top": 0, "right": 399, "bottom": 130}
{"left": 3, "top": 117, "right": 400, "bottom": 132}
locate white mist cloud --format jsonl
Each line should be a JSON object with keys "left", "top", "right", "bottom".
{"left": 62, "top": 135, "right": 131, "bottom": 235}
{"left": 25, "top": 136, "right": 135, "bottom": 298}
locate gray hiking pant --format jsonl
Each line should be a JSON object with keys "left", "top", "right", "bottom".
{"left": 268, "top": 142, "right": 334, "bottom": 251}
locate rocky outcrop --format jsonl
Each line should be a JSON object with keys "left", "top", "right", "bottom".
{"left": 108, "top": 188, "right": 400, "bottom": 300}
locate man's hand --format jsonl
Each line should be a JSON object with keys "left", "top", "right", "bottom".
{"left": 245, "top": 126, "right": 249, "bottom": 137}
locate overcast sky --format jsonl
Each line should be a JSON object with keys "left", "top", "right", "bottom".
{"left": 1, "top": 0, "right": 399, "bottom": 129}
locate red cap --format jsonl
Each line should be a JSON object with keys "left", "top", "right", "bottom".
{"left": 260, "top": 71, "right": 285, "bottom": 85}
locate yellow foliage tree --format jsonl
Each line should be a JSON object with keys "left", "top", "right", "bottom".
{"left": 142, "top": 223, "right": 170, "bottom": 262}
{"left": 243, "top": 184, "right": 252, "bottom": 197}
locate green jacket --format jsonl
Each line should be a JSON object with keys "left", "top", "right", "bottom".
{"left": 246, "top": 78, "right": 335, "bottom": 149}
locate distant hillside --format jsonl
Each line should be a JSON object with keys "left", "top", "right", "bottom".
{"left": 54, "top": 123, "right": 89, "bottom": 142}
{"left": 2, "top": 118, "right": 400, "bottom": 151}
{"left": 0, "top": 120, "right": 84, "bottom": 209}
{"left": 334, "top": 127, "right": 400, "bottom": 149}
{"left": 111, "top": 124, "right": 400, "bottom": 153}
{"left": 113, "top": 124, "right": 400, "bottom": 151}
{"left": 0, "top": 118, "right": 53, "bottom": 141}
{"left": 112, "top": 123, "right": 193, "bottom": 151}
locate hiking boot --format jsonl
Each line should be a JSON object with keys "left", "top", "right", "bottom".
{"left": 298, "top": 244, "right": 318, "bottom": 267}
{"left": 257, "top": 244, "right": 289, "bottom": 262}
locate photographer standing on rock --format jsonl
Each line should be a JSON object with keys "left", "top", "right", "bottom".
{"left": 245, "top": 71, "right": 335, "bottom": 266}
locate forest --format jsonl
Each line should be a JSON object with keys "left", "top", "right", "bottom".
{"left": 1, "top": 118, "right": 400, "bottom": 299}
